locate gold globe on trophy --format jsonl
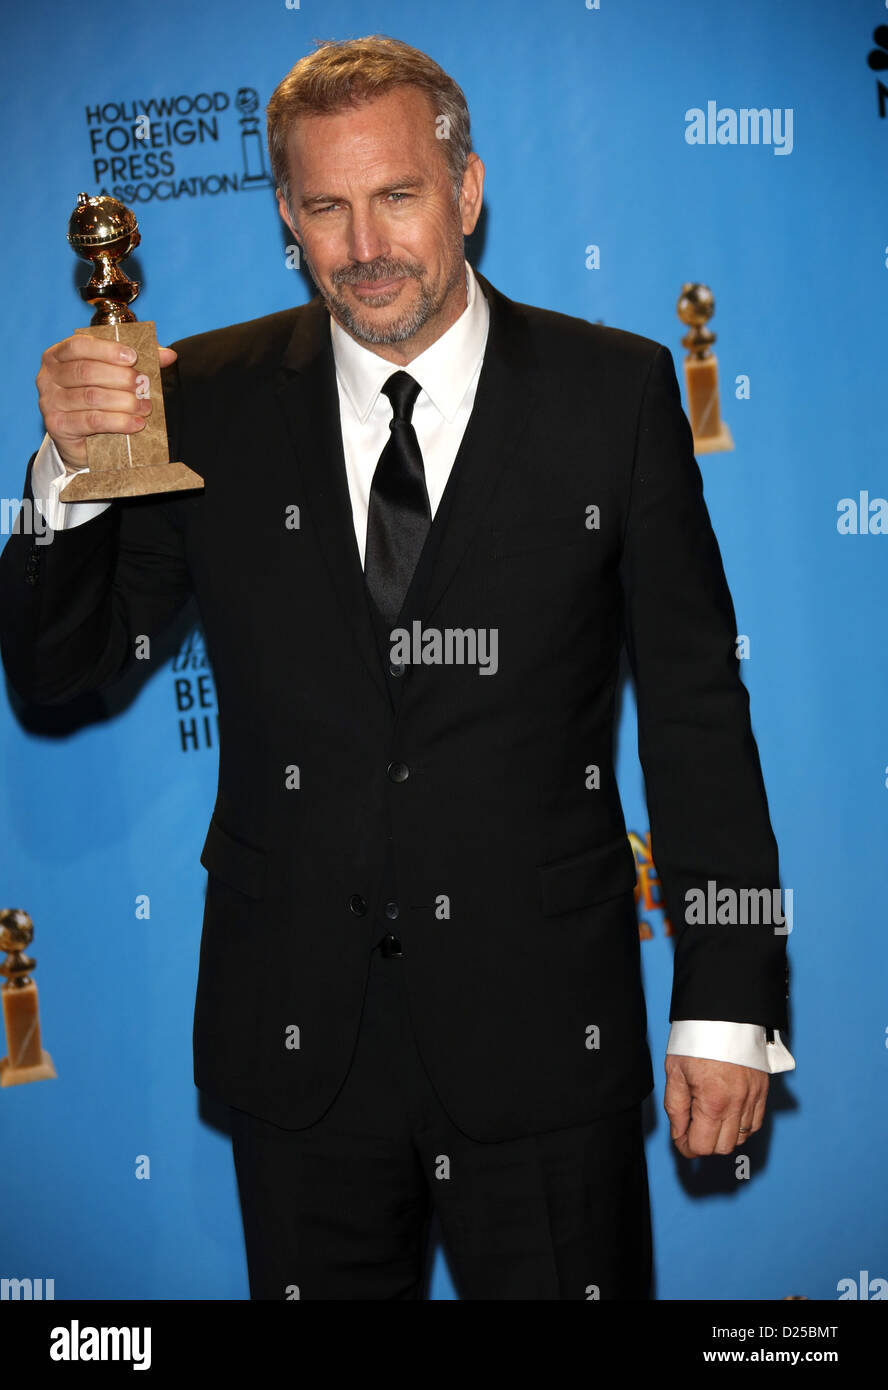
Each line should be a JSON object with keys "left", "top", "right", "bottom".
{"left": 60, "top": 192, "right": 204, "bottom": 501}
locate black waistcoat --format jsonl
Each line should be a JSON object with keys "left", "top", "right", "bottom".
{"left": 362, "top": 434, "right": 468, "bottom": 937}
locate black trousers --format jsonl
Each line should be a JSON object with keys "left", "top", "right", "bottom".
{"left": 230, "top": 934, "right": 652, "bottom": 1300}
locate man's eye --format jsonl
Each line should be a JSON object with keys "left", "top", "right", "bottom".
{"left": 312, "top": 194, "right": 410, "bottom": 214}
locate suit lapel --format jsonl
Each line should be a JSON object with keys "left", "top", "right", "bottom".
{"left": 274, "top": 301, "right": 388, "bottom": 701}
{"left": 414, "top": 269, "right": 538, "bottom": 625}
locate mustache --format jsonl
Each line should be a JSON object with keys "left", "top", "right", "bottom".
{"left": 331, "top": 261, "right": 421, "bottom": 285}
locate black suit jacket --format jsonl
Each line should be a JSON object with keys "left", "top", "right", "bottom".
{"left": 0, "top": 268, "right": 788, "bottom": 1140}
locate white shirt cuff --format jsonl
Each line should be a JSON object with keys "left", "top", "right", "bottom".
{"left": 667, "top": 1019, "right": 796, "bottom": 1074}
{"left": 31, "top": 435, "right": 112, "bottom": 532}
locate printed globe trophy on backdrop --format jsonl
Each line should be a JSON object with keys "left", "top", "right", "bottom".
{"left": 60, "top": 192, "right": 204, "bottom": 501}
{"left": 0, "top": 909, "right": 55, "bottom": 1086}
{"left": 677, "top": 282, "right": 734, "bottom": 455}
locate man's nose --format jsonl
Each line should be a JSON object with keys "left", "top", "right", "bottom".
{"left": 345, "top": 207, "right": 389, "bottom": 264}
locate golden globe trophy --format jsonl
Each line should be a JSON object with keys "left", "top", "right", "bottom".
{"left": 676, "top": 283, "right": 734, "bottom": 455}
{"left": 59, "top": 192, "right": 204, "bottom": 501}
{"left": 0, "top": 909, "right": 56, "bottom": 1087}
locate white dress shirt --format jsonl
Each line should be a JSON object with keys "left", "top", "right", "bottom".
{"left": 29, "top": 260, "right": 795, "bottom": 1075}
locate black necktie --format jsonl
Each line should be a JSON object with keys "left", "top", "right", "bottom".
{"left": 364, "top": 371, "right": 431, "bottom": 629}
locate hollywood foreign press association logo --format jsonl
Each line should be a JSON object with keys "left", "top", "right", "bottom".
{"left": 84, "top": 85, "right": 274, "bottom": 205}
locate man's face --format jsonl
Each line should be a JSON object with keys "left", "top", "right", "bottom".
{"left": 277, "top": 86, "right": 483, "bottom": 358}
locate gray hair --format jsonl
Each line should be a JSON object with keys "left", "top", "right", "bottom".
{"left": 266, "top": 35, "right": 473, "bottom": 217}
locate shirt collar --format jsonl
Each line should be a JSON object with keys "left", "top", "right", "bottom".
{"left": 329, "top": 260, "right": 489, "bottom": 424}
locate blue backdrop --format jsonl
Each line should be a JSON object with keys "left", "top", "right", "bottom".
{"left": 1, "top": 0, "right": 885, "bottom": 1301}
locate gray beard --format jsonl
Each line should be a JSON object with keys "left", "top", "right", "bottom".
{"left": 298, "top": 238, "right": 465, "bottom": 346}
{"left": 324, "top": 275, "right": 441, "bottom": 345}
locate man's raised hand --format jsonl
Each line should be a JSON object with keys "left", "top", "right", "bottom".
{"left": 36, "top": 336, "right": 178, "bottom": 470}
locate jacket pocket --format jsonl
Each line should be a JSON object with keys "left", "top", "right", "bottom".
{"left": 539, "top": 834, "right": 637, "bottom": 916}
{"left": 199, "top": 815, "right": 267, "bottom": 900}
{"left": 492, "top": 514, "right": 589, "bottom": 558}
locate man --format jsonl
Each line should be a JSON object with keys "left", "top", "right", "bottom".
{"left": 0, "top": 36, "right": 793, "bottom": 1300}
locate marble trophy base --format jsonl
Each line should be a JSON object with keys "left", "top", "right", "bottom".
{"left": 1, "top": 980, "right": 57, "bottom": 1086}
{"left": 684, "top": 354, "right": 735, "bottom": 455}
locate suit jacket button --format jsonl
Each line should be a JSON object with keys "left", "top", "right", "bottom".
{"left": 387, "top": 761, "right": 409, "bottom": 783}
{"left": 384, "top": 901, "right": 399, "bottom": 920}
{"left": 348, "top": 894, "right": 367, "bottom": 916}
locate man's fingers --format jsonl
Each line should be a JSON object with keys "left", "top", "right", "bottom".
{"left": 672, "top": 1116, "right": 723, "bottom": 1159}
{"left": 715, "top": 1115, "right": 745, "bottom": 1154}
{"left": 691, "top": 1109, "right": 733, "bottom": 1156}
{"left": 47, "top": 385, "right": 150, "bottom": 417}
{"left": 47, "top": 335, "right": 177, "bottom": 368}
{"left": 674, "top": 1108, "right": 739, "bottom": 1158}
{"left": 747, "top": 1089, "right": 768, "bottom": 1137}
{"left": 45, "top": 409, "right": 147, "bottom": 441}
{"left": 739, "top": 1074, "right": 769, "bottom": 1142}
{"left": 50, "top": 335, "right": 138, "bottom": 366}
{"left": 663, "top": 1064, "right": 691, "bottom": 1141}
{"left": 736, "top": 1094, "right": 762, "bottom": 1142}
{"left": 684, "top": 1089, "right": 766, "bottom": 1155}
{"left": 48, "top": 357, "right": 140, "bottom": 392}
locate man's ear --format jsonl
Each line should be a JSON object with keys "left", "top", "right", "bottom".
{"left": 458, "top": 153, "right": 484, "bottom": 238}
